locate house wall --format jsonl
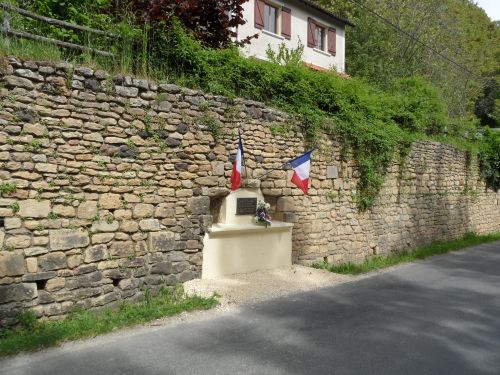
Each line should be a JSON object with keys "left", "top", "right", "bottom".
{"left": 0, "top": 58, "right": 499, "bottom": 325}
{"left": 238, "top": 0, "right": 346, "bottom": 72}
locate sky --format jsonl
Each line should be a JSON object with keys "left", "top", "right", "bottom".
{"left": 475, "top": 0, "right": 500, "bottom": 21}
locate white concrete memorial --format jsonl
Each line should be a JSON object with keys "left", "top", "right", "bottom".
{"left": 202, "top": 186, "right": 293, "bottom": 279}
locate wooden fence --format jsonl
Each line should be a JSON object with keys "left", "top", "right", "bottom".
{"left": 0, "top": 2, "right": 116, "bottom": 57}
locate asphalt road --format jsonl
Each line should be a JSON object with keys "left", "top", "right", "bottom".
{"left": 2, "top": 241, "right": 500, "bottom": 375}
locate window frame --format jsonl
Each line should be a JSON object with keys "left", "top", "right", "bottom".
{"left": 263, "top": 2, "right": 280, "bottom": 34}
{"left": 314, "top": 23, "right": 326, "bottom": 51}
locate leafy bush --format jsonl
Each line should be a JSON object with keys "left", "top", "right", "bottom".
{"left": 388, "top": 77, "right": 448, "bottom": 134}
{"left": 479, "top": 129, "right": 500, "bottom": 191}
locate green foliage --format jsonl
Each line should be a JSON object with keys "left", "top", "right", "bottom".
{"left": 318, "top": 0, "right": 500, "bottom": 121}
{"left": 314, "top": 232, "right": 500, "bottom": 275}
{"left": 388, "top": 77, "right": 448, "bottom": 134}
{"left": 479, "top": 129, "right": 500, "bottom": 191}
{"left": 198, "top": 113, "right": 222, "bottom": 142}
{"left": 0, "top": 182, "right": 16, "bottom": 196}
{"left": 18, "top": 0, "right": 112, "bottom": 44}
{"left": 9, "top": 202, "right": 19, "bottom": 213}
{"left": 0, "top": 36, "right": 62, "bottom": 61}
{"left": 475, "top": 79, "right": 499, "bottom": 128}
{"left": 16, "top": 311, "right": 38, "bottom": 331}
{"left": 266, "top": 40, "right": 304, "bottom": 66}
{"left": 24, "top": 140, "right": 43, "bottom": 152}
{"left": 0, "top": 287, "right": 218, "bottom": 357}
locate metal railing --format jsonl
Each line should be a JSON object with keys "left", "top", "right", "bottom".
{"left": 0, "top": 2, "right": 116, "bottom": 57}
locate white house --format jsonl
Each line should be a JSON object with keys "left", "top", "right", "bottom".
{"left": 237, "top": 0, "right": 353, "bottom": 72}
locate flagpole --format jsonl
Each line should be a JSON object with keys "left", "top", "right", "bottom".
{"left": 238, "top": 129, "right": 247, "bottom": 180}
{"left": 254, "top": 146, "right": 318, "bottom": 181}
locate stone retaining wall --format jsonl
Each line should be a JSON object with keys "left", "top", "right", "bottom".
{"left": 0, "top": 57, "right": 499, "bottom": 324}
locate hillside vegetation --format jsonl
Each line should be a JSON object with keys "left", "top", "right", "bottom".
{"left": 1, "top": 0, "right": 499, "bottom": 208}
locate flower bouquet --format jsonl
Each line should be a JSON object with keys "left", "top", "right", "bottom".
{"left": 255, "top": 200, "right": 272, "bottom": 227}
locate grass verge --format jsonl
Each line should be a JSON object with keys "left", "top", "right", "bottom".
{"left": 314, "top": 232, "right": 500, "bottom": 275}
{"left": 0, "top": 286, "right": 218, "bottom": 358}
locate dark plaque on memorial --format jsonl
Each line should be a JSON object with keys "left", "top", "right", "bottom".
{"left": 236, "top": 198, "right": 257, "bottom": 215}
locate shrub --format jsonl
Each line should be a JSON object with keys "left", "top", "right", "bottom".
{"left": 479, "top": 129, "right": 500, "bottom": 191}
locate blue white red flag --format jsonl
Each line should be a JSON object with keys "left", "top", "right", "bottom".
{"left": 289, "top": 151, "right": 312, "bottom": 195}
{"left": 231, "top": 134, "right": 244, "bottom": 191}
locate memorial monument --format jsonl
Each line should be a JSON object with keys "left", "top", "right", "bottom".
{"left": 202, "top": 181, "right": 293, "bottom": 279}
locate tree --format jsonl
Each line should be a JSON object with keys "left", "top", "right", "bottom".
{"left": 475, "top": 79, "right": 500, "bottom": 128}
{"left": 124, "top": 0, "right": 256, "bottom": 48}
{"left": 318, "top": 0, "right": 500, "bottom": 121}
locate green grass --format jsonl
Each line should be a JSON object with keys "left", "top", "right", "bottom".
{"left": 0, "top": 36, "right": 62, "bottom": 62}
{"left": 314, "top": 232, "right": 500, "bottom": 275}
{"left": 0, "top": 287, "right": 218, "bottom": 358}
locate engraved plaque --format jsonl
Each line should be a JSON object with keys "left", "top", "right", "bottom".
{"left": 236, "top": 198, "right": 257, "bottom": 215}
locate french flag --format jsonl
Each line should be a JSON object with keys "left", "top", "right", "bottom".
{"left": 290, "top": 151, "right": 312, "bottom": 195}
{"left": 231, "top": 134, "right": 244, "bottom": 191}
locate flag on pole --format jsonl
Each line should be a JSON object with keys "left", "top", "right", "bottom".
{"left": 290, "top": 151, "right": 313, "bottom": 195}
{"left": 231, "top": 134, "right": 244, "bottom": 191}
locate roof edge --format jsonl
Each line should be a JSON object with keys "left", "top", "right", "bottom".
{"left": 296, "top": 0, "right": 355, "bottom": 27}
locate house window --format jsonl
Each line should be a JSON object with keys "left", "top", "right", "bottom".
{"left": 263, "top": 3, "right": 279, "bottom": 34}
{"left": 314, "top": 24, "right": 326, "bottom": 50}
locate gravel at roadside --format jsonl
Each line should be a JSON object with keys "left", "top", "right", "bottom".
{"left": 183, "top": 265, "right": 357, "bottom": 309}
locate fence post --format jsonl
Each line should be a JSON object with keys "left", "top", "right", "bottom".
{"left": 1, "top": 8, "right": 11, "bottom": 46}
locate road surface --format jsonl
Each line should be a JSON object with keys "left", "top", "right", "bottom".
{"left": 2, "top": 241, "right": 500, "bottom": 375}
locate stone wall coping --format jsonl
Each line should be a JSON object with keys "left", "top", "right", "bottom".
{"left": 208, "top": 222, "right": 294, "bottom": 237}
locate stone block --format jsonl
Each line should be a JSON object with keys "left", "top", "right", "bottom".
{"left": 50, "top": 229, "right": 90, "bottom": 251}
{"left": 151, "top": 261, "right": 172, "bottom": 275}
{"left": 188, "top": 196, "right": 210, "bottom": 215}
{"left": 35, "top": 163, "right": 58, "bottom": 174}
{"left": 67, "top": 254, "right": 83, "bottom": 269}
{"left": 0, "top": 283, "right": 37, "bottom": 303}
{"left": 0, "top": 251, "right": 26, "bottom": 277}
{"left": 149, "top": 231, "right": 175, "bottom": 252}
{"left": 92, "top": 233, "right": 115, "bottom": 244}
{"left": 99, "top": 193, "right": 121, "bottom": 210}
{"left": 4, "top": 75, "right": 34, "bottom": 89}
{"left": 120, "top": 220, "right": 139, "bottom": 233}
{"left": 38, "top": 252, "right": 67, "bottom": 271}
{"left": 5, "top": 235, "right": 31, "bottom": 249}
{"left": 277, "top": 197, "right": 295, "bottom": 212}
{"left": 26, "top": 257, "right": 37, "bottom": 273}
{"left": 22, "top": 271, "right": 57, "bottom": 282}
{"left": 4, "top": 217, "right": 22, "bottom": 230}
{"left": 84, "top": 244, "right": 108, "bottom": 263}
{"left": 109, "top": 241, "right": 134, "bottom": 258}
{"left": 46, "top": 277, "right": 65, "bottom": 292}
{"left": 24, "top": 247, "right": 48, "bottom": 256}
{"left": 115, "top": 85, "right": 138, "bottom": 97}
{"left": 91, "top": 220, "right": 119, "bottom": 232}
{"left": 77, "top": 201, "right": 98, "bottom": 219}
{"left": 139, "top": 219, "right": 160, "bottom": 232}
{"left": 195, "top": 176, "right": 219, "bottom": 186}
{"left": 23, "top": 123, "right": 47, "bottom": 137}
{"left": 133, "top": 204, "right": 154, "bottom": 219}
{"left": 18, "top": 199, "right": 51, "bottom": 218}
{"left": 52, "top": 205, "right": 76, "bottom": 217}
{"left": 178, "top": 270, "right": 196, "bottom": 283}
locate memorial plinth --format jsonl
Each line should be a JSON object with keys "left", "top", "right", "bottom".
{"left": 202, "top": 187, "right": 293, "bottom": 279}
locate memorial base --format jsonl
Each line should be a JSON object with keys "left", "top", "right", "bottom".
{"left": 202, "top": 222, "right": 293, "bottom": 279}
{"left": 201, "top": 187, "right": 293, "bottom": 279}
